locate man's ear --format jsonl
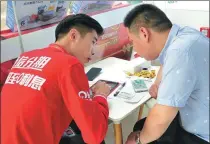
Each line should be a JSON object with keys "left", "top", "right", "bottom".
{"left": 126, "top": 28, "right": 132, "bottom": 41}
{"left": 126, "top": 28, "right": 130, "bottom": 34}
{"left": 68, "top": 28, "right": 80, "bottom": 42}
{"left": 138, "top": 27, "right": 150, "bottom": 42}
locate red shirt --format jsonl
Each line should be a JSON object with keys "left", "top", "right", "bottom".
{"left": 1, "top": 44, "right": 109, "bottom": 144}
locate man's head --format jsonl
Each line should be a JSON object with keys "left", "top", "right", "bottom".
{"left": 55, "top": 14, "right": 103, "bottom": 64}
{"left": 124, "top": 4, "right": 172, "bottom": 60}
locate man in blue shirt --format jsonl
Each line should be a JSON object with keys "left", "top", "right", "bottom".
{"left": 124, "top": 4, "right": 209, "bottom": 144}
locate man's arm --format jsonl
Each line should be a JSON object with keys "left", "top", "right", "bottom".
{"left": 148, "top": 65, "right": 163, "bottom": 98}
{"left": 140, "top": 50, "right": 197, "bottom": 143}
{"left": 140, "top": 104, "right": 178, "bottom": 143}
{"left": 58, "top": 63, "right": 108, "bottom": 144}
{"left": 154, "top": 65, "right": 162, "bottom": 85}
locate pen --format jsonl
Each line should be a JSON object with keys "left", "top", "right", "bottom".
{"left": 114, "top": 82, "right": 126, "bottom": 96}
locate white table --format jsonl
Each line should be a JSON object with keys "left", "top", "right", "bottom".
{"left": 85, "top": 57, "right": 159, "bottom": 144}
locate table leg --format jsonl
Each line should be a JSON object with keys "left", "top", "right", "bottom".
{"left": 113, "top": 122, "right": 123, "bottom": 144}
{"left": 138, "top": 104, "right": 144, "bottom": 120}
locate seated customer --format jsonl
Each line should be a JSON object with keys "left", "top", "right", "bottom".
{"left": 124, "top": 4, "right": 209, "bottom": 144}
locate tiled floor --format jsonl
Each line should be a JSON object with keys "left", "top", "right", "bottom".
{"left": 105, "top": 105, "right": 150, "bottom": 144}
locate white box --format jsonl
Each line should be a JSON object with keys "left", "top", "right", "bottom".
{"left": 124, "top": 57, "right": 151, "bottom": 74}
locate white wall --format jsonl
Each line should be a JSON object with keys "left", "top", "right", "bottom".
{"left": 1, "top": 37, "right": 22, "bottom": 61}
{"left": 154, "top": 1, "right": 209, "bottom": 29}
{"left": 166, "top": 9, "right": 209, "bottom": 29}
{"left": 1, "top": 1, "right": 209, "bottom": 63}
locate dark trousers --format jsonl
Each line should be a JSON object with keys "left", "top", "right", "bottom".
{"left": 133, "top": 114, "right": 209, "bottom": 144}
{"left": 59, "top": 121, "right": 105, "bottom": 144}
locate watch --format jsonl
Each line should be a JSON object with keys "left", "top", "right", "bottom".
{"left": 135, "top": 131, "right": 142, "bottom": 144}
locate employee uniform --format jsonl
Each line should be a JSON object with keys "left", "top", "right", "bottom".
{"left": 133, "top": 24, "right": 209, "bottom": 144}
{"left": 1, "top": 44, "right": 109, "bottom": 144}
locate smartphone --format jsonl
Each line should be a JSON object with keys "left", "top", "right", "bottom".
{"left": 86, "top": 67, "right": 102, "bottom": 81}
{"left": 131, "top": 79, "right": 148, "bottom": 93}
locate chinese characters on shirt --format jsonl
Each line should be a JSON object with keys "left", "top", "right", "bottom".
{"left": 5, "top": 56, "right": 51, "bottom": 91}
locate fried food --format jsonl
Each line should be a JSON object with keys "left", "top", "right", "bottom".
{"left": 125, "top": 69, "right": 156, "bottom": 79}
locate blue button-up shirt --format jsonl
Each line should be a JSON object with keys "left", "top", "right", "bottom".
{"left": 157, "top": 24, "right": 209, "bottom": 142}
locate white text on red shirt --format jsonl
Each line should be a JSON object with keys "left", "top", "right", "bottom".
{"left": 12, "top": 56, "right": 51, "bottom": 71}
{"left": 5, "top": 72, "right": 46, "bottom": 91}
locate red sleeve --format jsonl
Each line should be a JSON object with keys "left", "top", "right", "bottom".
{"left": 58, "top": 62, "right": 109, "bottom": 144}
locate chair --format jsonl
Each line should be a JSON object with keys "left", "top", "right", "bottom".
{"left": 0, "top": 58, "right": 17, "bottom": 91}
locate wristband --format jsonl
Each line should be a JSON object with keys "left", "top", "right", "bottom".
{"left": 135, "top": 131, "right": 142, "bottom": 144}
{"left": 93, "top": 94, "right": 107, "bottom": 100}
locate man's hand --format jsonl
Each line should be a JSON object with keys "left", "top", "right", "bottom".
{"left": 149, "top": 83, "right": 159, "bottom": 99}
{"left": 125, "top": 131, "right": 140, "bottom": 144}
{"left": 91, "top": 81, "right": 111, "bottom": 98}
{"left": 149, "top": 65, "right": 162, "bottom": 99}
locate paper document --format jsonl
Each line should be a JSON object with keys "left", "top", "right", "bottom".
{"left": 109, "top": 79, "right": 149, "bottom": 103}
{"left": 97, "top": 69, "right": 128, "bottom": 83}
{"left": 117, "top": 80, "right": 136, "bottom": 100}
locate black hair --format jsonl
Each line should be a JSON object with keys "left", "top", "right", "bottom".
{"left": 55, "top": 14, "right": 104, "bottom": 41}
{"left": 124, "top": 4, "right": 172, "bottom": 32}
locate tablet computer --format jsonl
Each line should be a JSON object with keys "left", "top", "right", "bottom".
{"left": 90, "top": 80, "right": 119, "bottom": 95}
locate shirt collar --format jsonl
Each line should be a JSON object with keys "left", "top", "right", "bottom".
{"left": 158, "top": 24, "right": 180, "bottom": 64}
{"left": 49, "top": 43, "right": 69, "bottom": 54}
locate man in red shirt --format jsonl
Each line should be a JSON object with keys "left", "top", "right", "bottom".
{"left": 1, "top": 14, "right": 111, "bottom": 144}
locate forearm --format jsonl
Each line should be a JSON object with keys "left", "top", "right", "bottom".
{"left": 79, "top": 97, "right": 109, "bottom": 144}
{"left": 60, "top": 64, "right": 109, "bottom": 143}
{"left": 139, "top": 104, "right": 178, "bottom": 144}
{"left": 154, "top": 65, "right": 163, "bottom": 85}
{"left": 140, "top": 113, "right": 167, "bottom": 143}
{"left": 91, "top": 96, "right": 109, "bottom": 142}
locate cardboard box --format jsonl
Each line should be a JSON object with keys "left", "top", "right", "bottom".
{"left": 6, "top": 1, "right": 69, "bottom": 32}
